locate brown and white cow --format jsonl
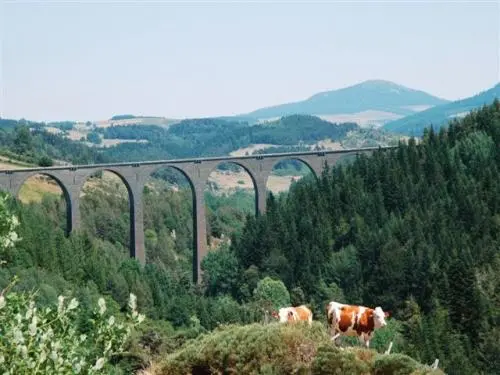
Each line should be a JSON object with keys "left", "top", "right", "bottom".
{"left": 326, "top": 301, "right": 389, "bottom": 348}
{"left": 271, "top": 305, "right": 313, "bottom": 326}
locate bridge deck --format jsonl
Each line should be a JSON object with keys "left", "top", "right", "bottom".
{"left": 0, "top": 146, "right": 395, "bottom": 173}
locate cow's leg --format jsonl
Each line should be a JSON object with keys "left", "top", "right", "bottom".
{"left": 358, "top": 335, "right": 365, "bottom": 347}
{"left": 359, "top": 333, "right": 370, "bottom": 348}
{"left": 335, "top": 336, "right": 343, "bottom": 348}
{"left": 366, "top": 333, "right": 374, "bottom": 348}
{"left": 331, "top": 329, "right": 344, "bottom": 347}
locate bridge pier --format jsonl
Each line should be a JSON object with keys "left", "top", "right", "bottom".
{"left": 194, "top": 184, "right": 207, "bottom": 283}
{"left": 130, "top": 179, "right": 146, "bottom": 265}
{"left": 67, "top": 186, "right": 81, "bottom": 234}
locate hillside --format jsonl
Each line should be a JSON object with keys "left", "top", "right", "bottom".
{"left": 245, "top": 80, "right": 449, "bottom": 125}
{"left": 3, "top": 111, "right": 407, "bottom": 169}
{"left": 384, "top": 83, "right": 500, "bottom": 135}
{"left": 76, "top": 115, "right": 362, "bottom": 161}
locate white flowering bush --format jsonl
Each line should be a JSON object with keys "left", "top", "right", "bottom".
{"left": 0, "top": 281, "right": 145, "bottom": 374}
{"left": 0, "top": 195, "right": 21, "bottom": 253}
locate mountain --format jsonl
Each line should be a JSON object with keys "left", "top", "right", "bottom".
{"left": 244, "top": 80, "right": 449, "bottom": 126}
{"left": 383, "top": 83, "right": 500, "bottom": 135}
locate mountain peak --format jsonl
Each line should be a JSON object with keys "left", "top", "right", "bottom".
{"left": 342, "top": 79, "right": 426, "bottom": 94}
{"left": 355, "top": 79, "right": 405, "bottom": 87}
{"left": 246, "top": 80, "right": 449, "bottom": 121}
{"left": 308, "top": 79, "right": 414, "bottom": 100}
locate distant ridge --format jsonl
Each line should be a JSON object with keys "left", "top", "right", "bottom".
{"left": 244, "top": 80, "right": 449, "bottom": 122}
{"left": 383, "top": 83, "right": 500, "bottom": 135}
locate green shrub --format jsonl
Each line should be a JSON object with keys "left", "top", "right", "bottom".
{"left": 38, "top": 155, "right": 54, "bottom": 167}
{"left": 372, "top": 353, "right": 420, "bottom": 375}
{"left": 161, "top": 322, "right": 329, "bottom": 374}
{"left": 311, "top": 345, "right": 370, "bottom": 375}
{"left": 253, "top": 276, "right": 291, "bottom": 312}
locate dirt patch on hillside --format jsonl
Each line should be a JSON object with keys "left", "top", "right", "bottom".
{"left": 229, "top": 144, "right": 279, "bottom": 157}
{"left": 18, "top": 175, "right": 63, "bottom": 204}
{"left": 315, "top": 139, "right": 344, "bottom": 150}
{"left": 207, "top": 170, "right": 305, "bottom": 194}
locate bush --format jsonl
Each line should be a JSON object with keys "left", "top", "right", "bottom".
{"left": 252, "top": 276, "right": 291, "bottom": 312}
{"left": 86, "top": 132, "right": 101, "bottom": 144}
{"left": 38, "top": 155, "right": 54, "bottom": 167}
{"left": 160, "top": 322, "right": 329, "bottom": 374}
{"left": 158, "top": 322, "right": 446, "bottom": 375}
{"left": 311, "top": 344, "right": 370, "bottom": 374}
{"left": 372, "top": 353, "right": 424, "bottom": 375}
{"left": 0, "top": 284, "right": 145, "bottom": 374}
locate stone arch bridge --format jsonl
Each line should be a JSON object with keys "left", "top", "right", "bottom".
{"left": 0, "top": 147, "right": 394, "bottom": 282}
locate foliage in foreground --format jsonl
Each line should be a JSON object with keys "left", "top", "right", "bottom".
{"left": 0, "top": 288, "right": 144, "bottom": 374}
{"left": 158, "top": 323, "right": 444, "bottom": 375}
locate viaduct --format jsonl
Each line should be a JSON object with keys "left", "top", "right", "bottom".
{"left": 0, "top": 147, "right": 395, "bottom": 282}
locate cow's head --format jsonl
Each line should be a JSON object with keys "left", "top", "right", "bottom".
{"left": 270, "top": 308, "right": 292, "bottom": 323}
{"left": 373, "top": 307, "right": 388, "bottom": 328}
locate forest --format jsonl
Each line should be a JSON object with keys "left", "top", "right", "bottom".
{"left": 100, "top": 115, "right": 360, "bottom": 160}
{"left": 0, "top": 114, "right": 364, "bottom": 166}
{"left": 1, "top": 101, "right": 499, "bottom": 374}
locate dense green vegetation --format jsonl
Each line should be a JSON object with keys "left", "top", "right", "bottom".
{"left": 48, "top": 121, "right": 76, "bottom": 131}
{"left": 384, "top": 84, "right": 500, "bottom": 135}
{"left": 110, "top": 115, "right": 138, "bottom": 120}
{"left": 100, "top": 115, "right": 359, "bottom": 161}
{"left": 0, "top": 113, "right": 397, "bottom": 174}
{"left": 0, "top": 124, "right": 106, "bottom": 166}
{"left": 86, "top": 131, "right": 102, "bottom": 144}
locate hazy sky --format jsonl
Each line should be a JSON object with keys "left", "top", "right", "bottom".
{"left": 1, "top": 0, "right": 499, "bottom": 122}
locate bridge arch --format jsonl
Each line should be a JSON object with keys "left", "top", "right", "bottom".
{"left": 142, "top": 165, "right": 196, "bottom": 271}
{"left": 279, "top": 157, "right": 319, "bottom": 177}
{"left": 265, "top": 157, "right": 318, "bottom": 197}
{"left": 205, "top": 160, "right": 259, "bottom": 212}
{"left": 78, "top": 168, "right": 135, "bottom": 199}
{"left": 204, "top": 161, "right": 258, "bottom": 248}
{"left": 78, "top": 168, "right": 135, "bottom": 256}
{"left": 15, "top": 172, "right": 73, "bottom": 234}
